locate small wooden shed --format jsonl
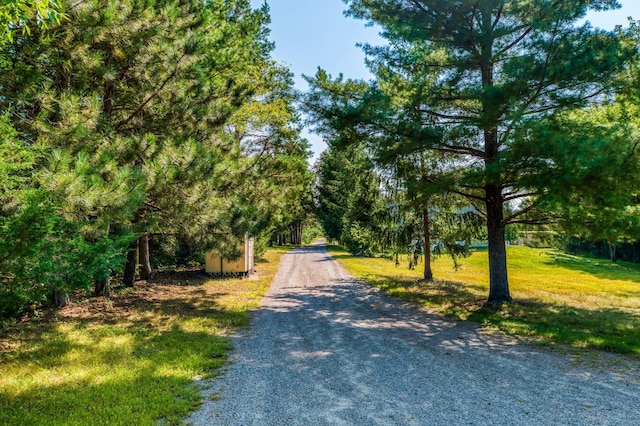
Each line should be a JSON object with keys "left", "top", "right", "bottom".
{"left": 205, "top": 236, "right": 255, "bottom": 276}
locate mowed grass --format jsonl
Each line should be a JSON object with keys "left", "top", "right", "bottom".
{"left": 328, "top": 245, "right": 640, "bottom": 356}
{"left": 0, "top": 247, "right": 291, "bottom": 426}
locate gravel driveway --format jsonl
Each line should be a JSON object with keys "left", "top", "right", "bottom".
{"left": 189, "top": 242, "right": 640, "bottom": 425}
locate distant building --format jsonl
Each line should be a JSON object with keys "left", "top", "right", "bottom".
{"left": 205, "top": 236, "right": 255, "bottom": 276}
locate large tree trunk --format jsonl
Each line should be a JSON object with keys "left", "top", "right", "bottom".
{"left": 480, "top": 36, "right": 511, "bottom": 303}
{"left": 123, "top": 239, "right": 139, "bottom": 288}
{"left": 486, "top": 183, "right": 511, "bottom": 303}
{"left": 139, "top": 235, "right": 152, "bottom": 280}
{"left": 94, "top": 276, "right": 110, "bottom": 297}
{"left": 423, "top": 207, "right": 433, "bottom": 282}
{"left": 51, "top": 288, "right": 70, "bottom": 307}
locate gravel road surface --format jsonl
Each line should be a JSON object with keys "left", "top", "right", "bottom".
{"left": 189, "top": 242, "right": 640, "bottom": 425}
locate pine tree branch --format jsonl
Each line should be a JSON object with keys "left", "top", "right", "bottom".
{"left": 504, "top": 192, "right": 540, "bottom": 202}
{"left": 502, "top": 201, "right": 540, "bottom": 225}
{"left": 437, "top": 144, "right": 486, "bottom": 158}
{"left": 496, "top": 0, "right": 563, "bottom": 56}
{"left": 467, "top": 198, "right": 488, "bottom": 218}
{"left": 451, "top": 188, "right": 486, "bottom": 203}
{"left": 418, "top": 108, "right": 475, "bottom": 121}
{"left": 508, "top": 218, "right": 556, "bottom": 226}
{"left": 115, "top": 52, "right": 188, "bottom": 132}
{"left": 492, "top": 4, "right": 503, "bottom": 29}
{"left": 497, "top": 26, "right": 533, "bottom": 56}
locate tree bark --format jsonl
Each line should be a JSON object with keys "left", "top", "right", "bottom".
{"left": 290, "top": 224, "right": 296, "bottom": 244}
{"left": 423, "top": 207, "right": 433, "bottom": 282}
{"left": 486, "top": 183, "right": 511, "bottom": 303}
{"left": 51, "top": 288, "right": 70, "bottom": 307}
{"left": 290, "top": 222, "right": 303, "bottom": 245}
{"left": 609, "top": 243, "right": 618, "bottom": 263}
{"left": 479, "top": 25, "right": 511, "bottom": 303}
{"left": 94, "top": 276, "right": 110, "bottom": 297}
{"left": 139, "top": 235, "right": 152, "bottom": 280}
{"left": 123, "top": 239, "right": 139, "bottom": 287}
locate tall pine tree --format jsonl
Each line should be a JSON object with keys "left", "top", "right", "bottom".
{"left": 309, "top": 0, "right": 636, "bottom": 302}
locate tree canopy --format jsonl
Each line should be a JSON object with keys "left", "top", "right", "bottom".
{"left": 0, "top": 0, "right": 311, "bottom": 318}
{"left": 306, "top": 0, "right": 638, "bottom": 303}
{"left": 1, "top": 0, "right": 62, "bottom": 41}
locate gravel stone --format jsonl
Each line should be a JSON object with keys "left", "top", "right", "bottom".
{"left": 188, "top": 242, "right": 640, "bottom": 425}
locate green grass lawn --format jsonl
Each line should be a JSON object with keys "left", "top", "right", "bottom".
{"left": 0, "top": 246, "right": 291, "bottom": 426}
{"left": 328, "top": 245, "right": 640, "bottom": 357}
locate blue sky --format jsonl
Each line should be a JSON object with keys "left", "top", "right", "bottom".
{"left": 250, "top": 0, "right": 640, "bottom": 162}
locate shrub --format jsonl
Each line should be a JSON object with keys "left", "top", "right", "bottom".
{"left": 0, "top": 193, "right": 132, "bottom": 319}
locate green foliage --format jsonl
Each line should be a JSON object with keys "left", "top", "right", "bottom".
{"left": 314, "top": 138, "right": 484, "bottom": 268}
{"left": 341, "top": 162, "right": 385, "bottom": 255}
{"left": 308, "top": 0, "right": 638, "bottom": 301}
{"left": 313, "top": 144, "right": 353, "bottom": 242}
{"left": 1, "top": 0, "right": 63, "bottom": 41}
{"left": 380, "top": 151, "right": 485, "bottom": 273}
{"left": 0, "top": 0, "right": 309, "bottom": 315}
{"left": 302, "top": 216, "right": 324, "bottom": 245}
{"left": 147, "top": 235, "right": 207, "bottom": 271}
{"left": 0, "top": 116, "right": 132, "bottom": 318}
{"left": 0, "top": 193, "right": 133, "bottom": 318}
{"left": 558, "top": 237, "right": 640, "bottom": 263}
{"left": 0, "top": 114, "right": 37, "bottom": 209}
{"left": 314, "top": 143, "right": 385, "bottom": 255}
{"left": 526, "top": 102, "right": 640, "bottom": 261}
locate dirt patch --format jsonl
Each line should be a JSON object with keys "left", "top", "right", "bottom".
{"left": 1, "top": 269, "right": 231, "bottom": 344}
{"left": 64, "top": 269, "right": 212, "bottom": 320}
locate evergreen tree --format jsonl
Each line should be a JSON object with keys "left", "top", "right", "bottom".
{"left": 309, "top": 0, "right": 636, "bottom": 302}
{"left": 0, "top": 115, "right": 132, "bottom": 317}
{"left": 387, "top": 153, "right": 484, "bottom": 280}
{"left": 532, "top": 102, "right": 640, "bottom": 262}
{"left": 0, "top": 0, "right": 309, "bottom": 309}
{"left": 314, "top": 142, "right": 385, "bottom": 255}
{"left": 1, "top": 0, "right": 289, "bottom": 287}
{"left": 314, "top": 144, "right": 358, "bottom": 243}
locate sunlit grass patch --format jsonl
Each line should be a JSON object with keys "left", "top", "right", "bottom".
{"left": 0, "top": 246, "right": 290, "bottom": 426}
{"left": 328, "top": 245, "right": 640, "bottom": 357}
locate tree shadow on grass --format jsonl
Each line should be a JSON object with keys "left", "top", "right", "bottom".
{"left": 0, "top": 246, "right": 293, "bottom": 425}
{"left": 0, "top": 268, "right": 248, "bottom": 422}
{"left": 0, "top": 282, "right": 240, "bottom": 365}
{"left": 361, "top": 271, "right": 640, "bottom": 357}
{"left": 470, "top": 301, "right": 640, "bottom": 354}
{"left": 0, "top": 271, "right": 258, "bottom": 386}
{"left": 0, "top": 324, "right": 231, "bottom": 426}
{"left": 542, "top": 252, "right": 640, "bottom": 284}
{"left": 150, "top": 268, "right": 211, "bottom": 286}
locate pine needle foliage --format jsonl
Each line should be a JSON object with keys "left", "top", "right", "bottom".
{"left": 0, "top": 0, "right": 310, "bottom": 317}
{"left": 307, "top": 0, "right": 638, "bottom": 302}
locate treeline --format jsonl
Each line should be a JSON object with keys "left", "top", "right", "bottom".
{"left": 307, "top": 0, "right": 640, "bottom": 304}
{"left": 314, "top": 143, "right": 484, "bottom": 281}
{"left": 0, "top": 0, "right": 311, "bottom": 319}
